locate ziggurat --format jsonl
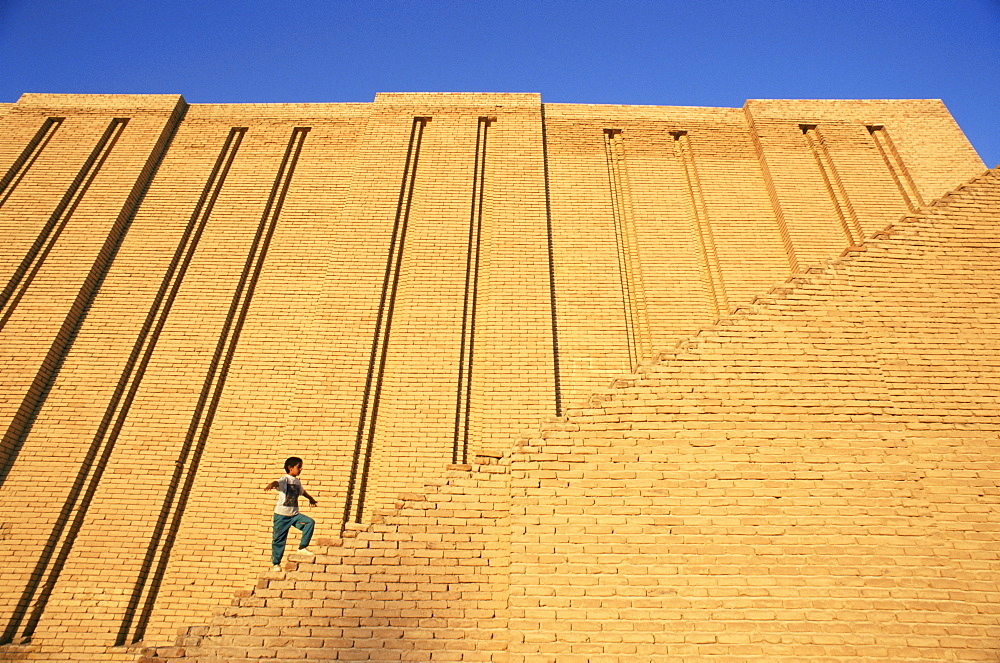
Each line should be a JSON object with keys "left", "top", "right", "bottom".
{"left": 0, "top": 92, "right": 996, "bottom": 661}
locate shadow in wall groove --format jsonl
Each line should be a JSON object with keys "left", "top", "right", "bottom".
{"left": 453, "top": 116, "right": 491, "bottom": 465}
{"left": 801, "top": 124, "right": 864, "bottom": 246}
{"left": 540, "top": 104, "right": 562, "bottom": 417}
{"left": 0, "top": 118, "right": 130, "bottom": 502}
{"left": 742, "top": 109, "right": 799, "bottom": 272}
{"left": 604, "top": 127, "right": 654, "bottom": 369}
{"left": 0, "top": 123, "right": 240, "bottom": 646}
{"left": 119, "top": 126, "right": 309, "bottom": 646}
{"left": 672, "top": 130, "right": 729, "bottom": 319}
{"left": 868, "top": 125, "right": 924, "bottom": 212}
{"left": 0, "top": 118, "right": 126, "bottom": 330}
{"left": 342, "top": 116, "right": 427, "bottom": 532}
{"left": 0, "top": 117, "right": 64, "bottom": 208}
{"left": 0, "top": 99, "right": 187, "bottom": 501}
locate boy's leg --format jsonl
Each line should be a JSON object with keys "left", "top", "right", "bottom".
{"left": 291, "top": 514, "right": 315, "bottom": 549}
{"left": 272, "top": 514, "right": 295, "bottom": 565}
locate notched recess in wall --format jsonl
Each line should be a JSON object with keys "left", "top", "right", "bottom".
{"left": 0, "top": 126, "right": 247, "bottom": 648}
{"left": 454, "top": 116, "right": 492, "bottom": 465}
{"left": 0, "top": 118, "right": 128, "bottom": 331}
{"left": 539, "top": 104, "right": 562, "bottom": 416}
{"left": 742, "top": 108, "right": 799, "bottom": 272}
{"left": 119, "top": 126, "right": 310, "bottom": 646}
{"left": 0, "top": 117, "right": 64, "bottom": 209}
{"left": 343, "top": 116, "right": 429, "bottom": 531}
{"left": 867, "top": 124, "right": 924, "bottom": 212}
{"left": 800, "top": 123, "right": 864, "bottom": 246}
{"left": 0, "top": 116, "right": 132, "bottom": 502}
{"left": 672, "top": 130, "right": 729, "bottom": 318}
{"left": 0, "top": 103, "right": 184, "bottom": 507}
{"left": 604, "top": 128, "right": 652, "bottom": 370}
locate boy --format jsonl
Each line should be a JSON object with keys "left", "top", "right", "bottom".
{"left": 263, "top": 456, "right": 318, "bottom": 572}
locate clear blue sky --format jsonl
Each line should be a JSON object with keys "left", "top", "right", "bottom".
{"left": 1, "top": 0, "right": 997, "bottom": 166}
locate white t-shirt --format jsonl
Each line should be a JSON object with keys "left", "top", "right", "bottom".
{"left": 274, "top": 474, "right": 303, "bottom": 516}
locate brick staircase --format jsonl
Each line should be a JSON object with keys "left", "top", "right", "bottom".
{"left": 141, "top": 454, "right": 512, "bottom": 662}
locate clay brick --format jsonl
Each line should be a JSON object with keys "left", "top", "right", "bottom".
{"left": 0, "top": 92, "right": 995, "bottom": 662}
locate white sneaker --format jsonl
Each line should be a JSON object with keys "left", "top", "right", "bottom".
{"left": 271, "top": 564, "right": 283, "bottom": 572}
{"left": 295, "top": 547, "right": 314, "bottom": 556}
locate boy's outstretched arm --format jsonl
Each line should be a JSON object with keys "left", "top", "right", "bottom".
{"left": 302, "top": 490, "right": 318, "bottom": 506}
{"left": 263, "top": 480, "right": 279, "bottom": 492}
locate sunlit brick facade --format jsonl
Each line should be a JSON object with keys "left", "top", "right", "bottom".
{"left": 0, "top": 93, "right": 994, "bottom": 661}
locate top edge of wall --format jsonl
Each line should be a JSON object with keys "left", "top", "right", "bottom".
{"left": 744, "top": 98, "right": 948, "bottom": 114}
{"left": 745, "top": 98, "right": 943, "bottom": 104}
{"left": 544, "top": 98, "right": 948, "bottom": 113}
{"left": 541, "top": 104, "right": 746, "bottom": 122}
{"left": 4, "top": 94, "right": 956, "bottom": 118}
{"left": 14, "top": 93, "right": 186, "bottom": 112}
{"left": 373, "top": 92, "right": 542, "bottom": 106}
{"left": 545, "top": 102, "right": 737, "bottom": 110}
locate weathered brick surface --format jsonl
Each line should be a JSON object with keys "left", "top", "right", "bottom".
{"left": 507, "top": 168, "right": 1000, "bottom": 661}
{"left": 145, "top": 167, "right": 1000, "bottom": 661}
{"left": 0, "top": 92, "right": 990, "bottom": 659}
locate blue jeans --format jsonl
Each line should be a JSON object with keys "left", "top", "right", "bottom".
{"left": 271, "top": 513, "right": 315, "bottom": 565}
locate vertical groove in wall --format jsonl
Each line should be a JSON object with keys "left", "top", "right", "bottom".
{"left": 539, "top": 104, "right": 562, "bottom": 416}
{"left": 868, "top": 125, "right": 924, "bottom": 212}
{"left": 603, "top": 129, "right": 652, "bottom": 370}
{"left": 0, "top": 118, "right": 128, "bottom": 330}
{"left": 0, "top": 117, "right": 64, "bottom": 209}
{"left": 0, "top": 104, "right": 189, "bottom": 644}
{"left": 453, "top": 117, "right": 491, "bottom": 465}
{"left": 342, "top": 117, "right": 428, "bottom": 531}
{"left": 118, "top": 127, "right": 309, "bottom": 645}
{"left": 672, "top": 131, "right": 729, "bottom": 319}
{"left": 0, "top": 112, "right": 177, "bottom": 490}
{"left": 2, "top": 126, "right": 244, "bottom": 646}
{"left": 801, "top": 124, "right": 864, "bottom": 246}
{"left": 743, "top": 110, "right": 799, "bottom": 272}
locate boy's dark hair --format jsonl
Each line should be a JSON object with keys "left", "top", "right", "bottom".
{"left": 284, "top": 457, "right": 303, "bottom": 473}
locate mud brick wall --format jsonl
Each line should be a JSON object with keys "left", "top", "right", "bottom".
{"left": 0, "top": 93, "right": 987, "bottom": 659}
{"left": 508, "top": 168, "right": 1000, "bottom": 661}
{"left": 546, "top": 98, "right": 984, "bottom": 404}
{"left": 143, "top": 167, "right": 1000, "bottom": 662}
